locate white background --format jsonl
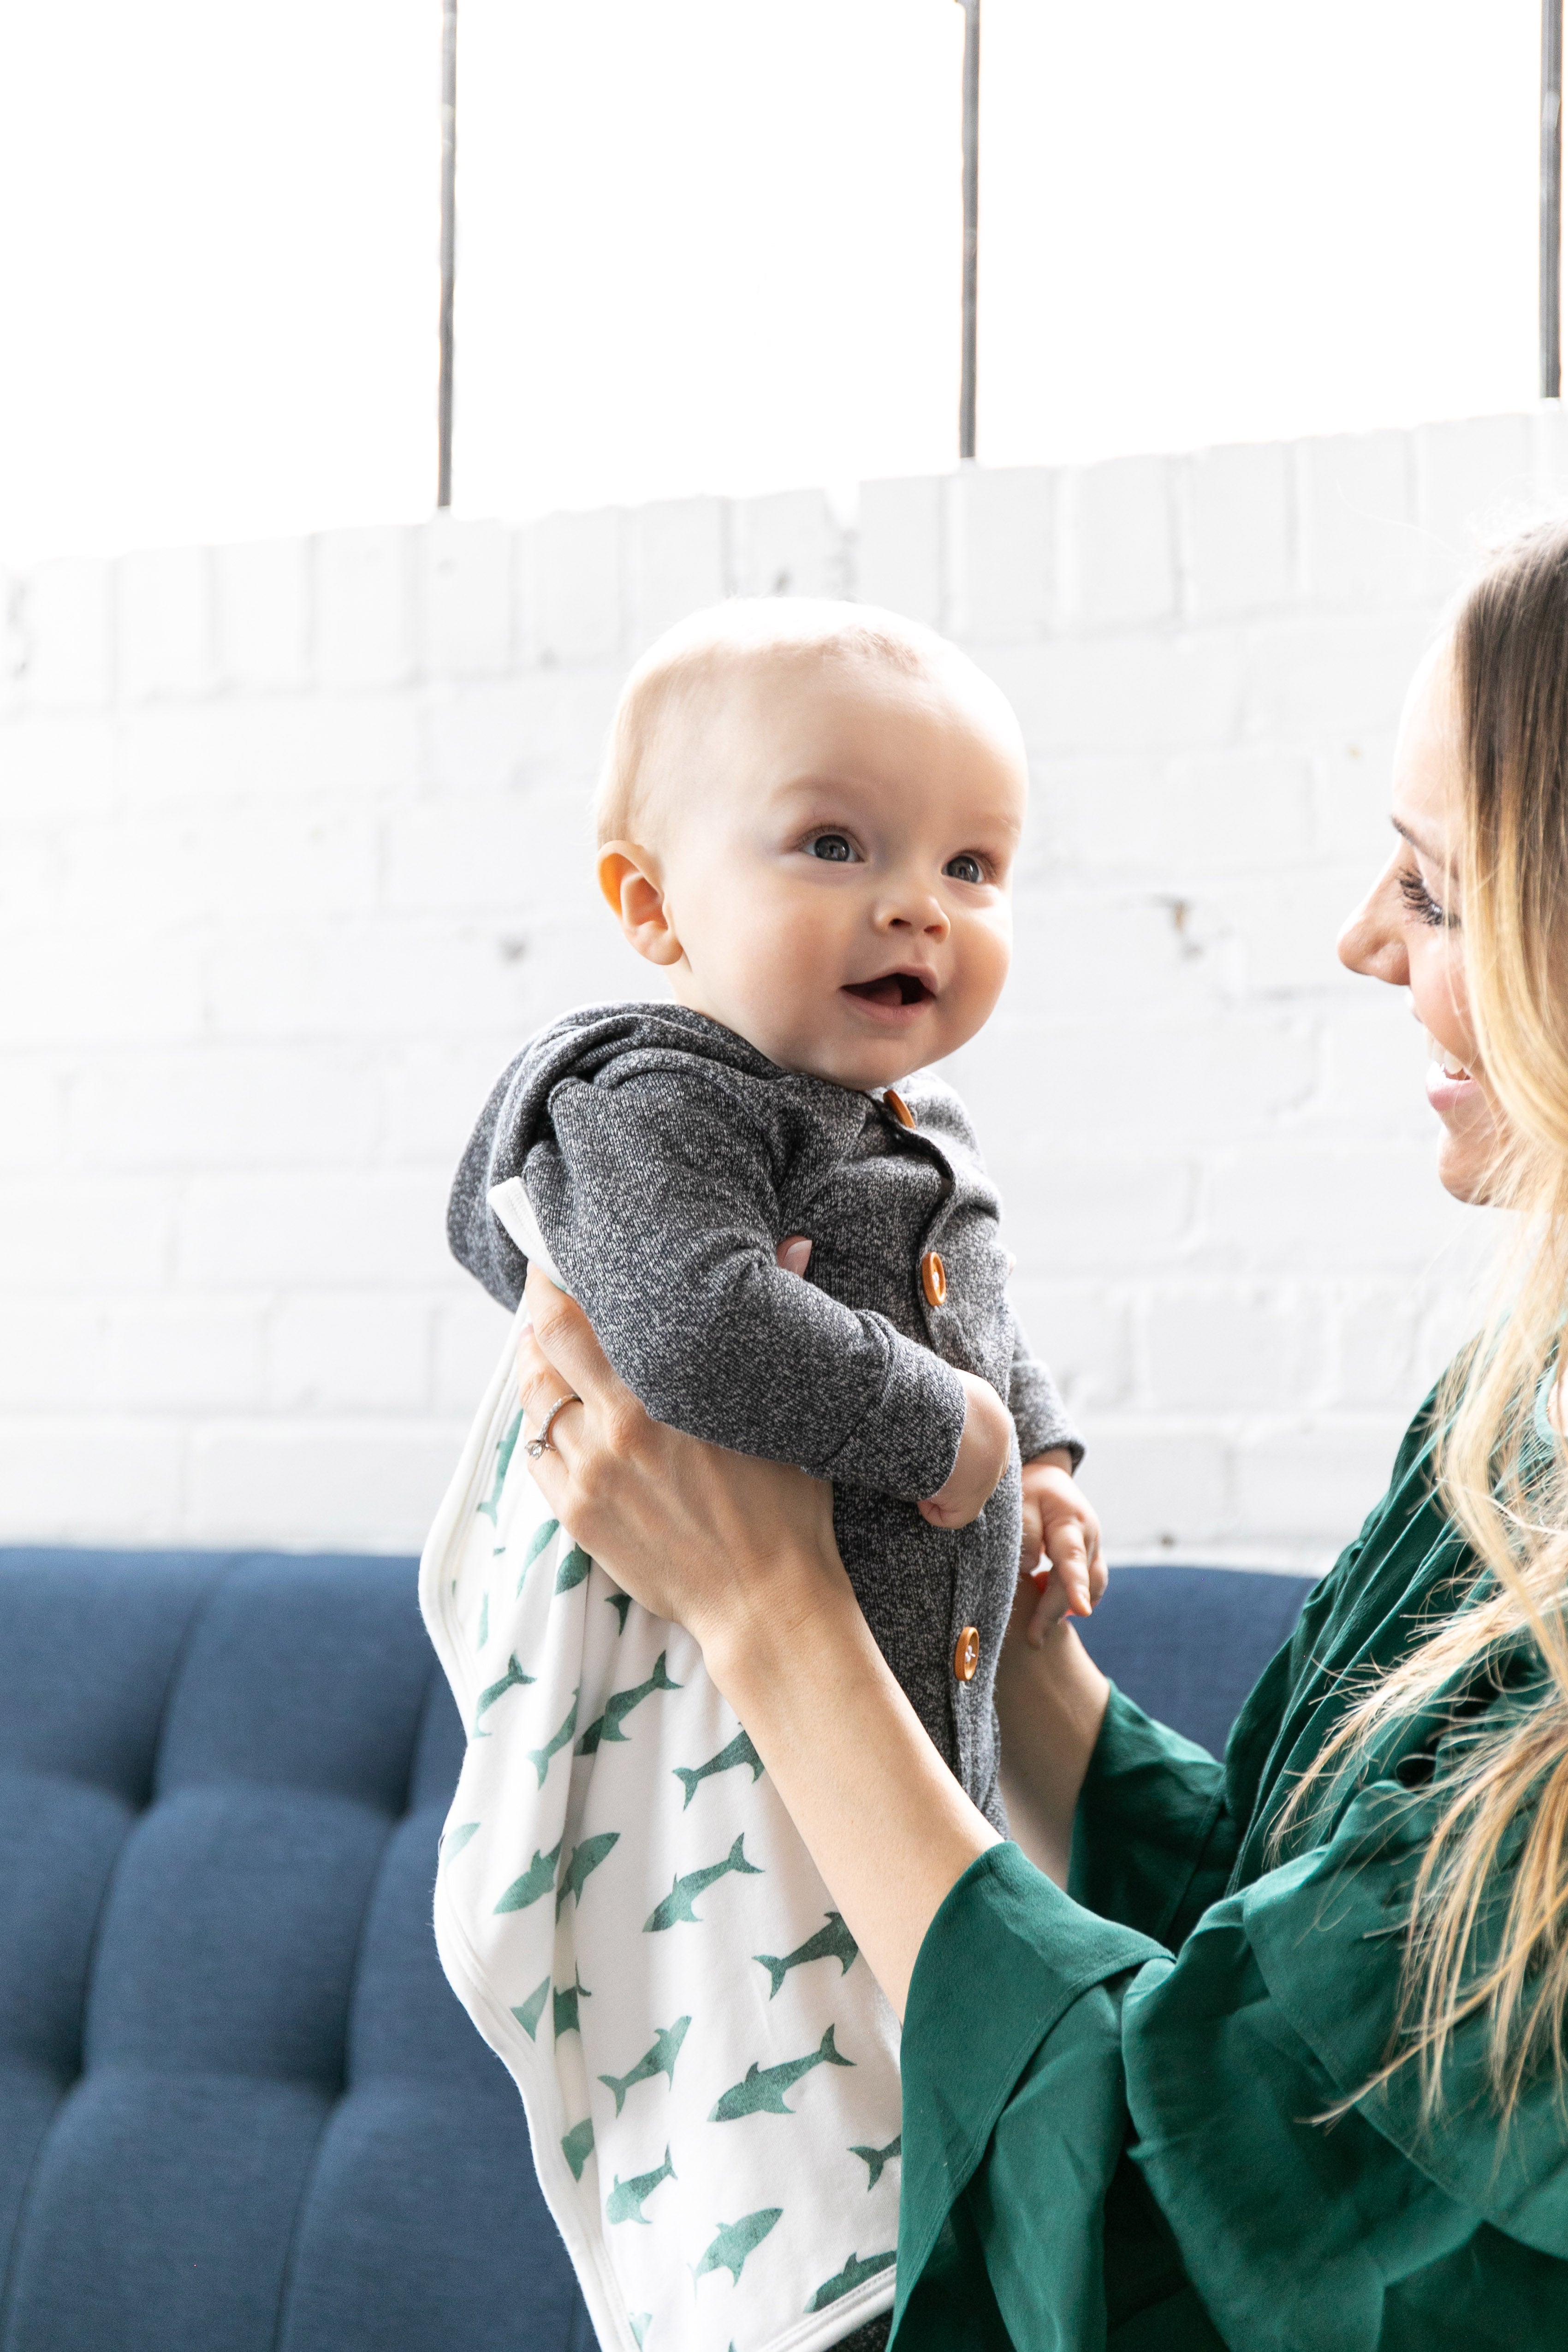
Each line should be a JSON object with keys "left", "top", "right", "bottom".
{"left": 0, "top": 0, "right": 1544, "bottom": 562}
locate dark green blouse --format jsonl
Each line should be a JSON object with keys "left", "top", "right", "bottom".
{"left": 891, "top": 1390, "right": 1568, "bottom": 2349}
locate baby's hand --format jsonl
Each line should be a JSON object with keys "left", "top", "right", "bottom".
{"left": 918, "top": 1373, "right": 1012, "bottom": 1530}
{"left": 1020, "top": 1453, "right": 1105, "bottom": 1639}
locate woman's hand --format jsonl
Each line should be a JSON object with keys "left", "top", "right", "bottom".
{"left": 995, "top": 1566, "right": 1111, "bottom": 1886}
{"left": 513, "top": 1263, "right": 1000, "bottom": 2017}
{"left": 514, "top": 1267, "right": 844, "bottom": 1678}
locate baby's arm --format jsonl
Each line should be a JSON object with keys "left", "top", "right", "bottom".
{"left": 1006, "top": 1319, "right": 1102, "bottom": 1627}
{"left": 526, "top": 1068, "right": 976, "bottom": 1506}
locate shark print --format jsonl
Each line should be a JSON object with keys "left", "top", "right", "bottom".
{"left": 598, "top": 2015, "right": 691, "bottom": 2115}
{"left": 692, "top": 2208, "right": 782, "bottom": 2289}
{"left": 425, "top": 1355, "right": 911, "bottom": 2352}
{"left": 552, "top": 1972, "right": 590, "bottom": 2038}
{"left": 672, "top": 1728, "right": 764, "bottom": 1810}
{"left": 561, "top": 2116, "right": 595, "bottom": 2183}
{"left": 576, "top": 1652, "right": 681, "bottom": 1755}
{"left": 493, "top": 1837, "right": 562, "bottom": 1914}
{"left": 805, "top": 2249, "right": 896, "bottom": 2311}
{"left": 709, "top": 2025, "right": 853, "bottom": 2121}
{"left": 556, "top": 1830, "right": 619, "bottom": 1918}
{"left": 525, "top": 1689, "right": 579, "bottom": 1788}
{"left": 474, "top": 1651, "right": 535, "bottom": 1732}
{"left": 477, "top": 1408, "right": 523, "bottom": 1523}
{"left": 516, "top": 1515, "right": 559, "bottom": 1595}
{"left": 554, "top": 1543, "right": 592, "bottom": 1595}
{"left": 605, "top": 2145, "right": 676, "bottom": 2226}
{"left": 511, "top": 1976, "right": 550, "bottom": 2042}
{"left": 754, "top": 1910, "right": 859, "bottom": 1999}
{"left": 849, "top": 2135, "right": 901, "bottom": 2191}
{"left": 644, "top": 1834, "right": 762, "bottom": 1931}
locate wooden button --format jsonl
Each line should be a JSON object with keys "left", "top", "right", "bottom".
{"left": 884, "top": 1088, "right": 916, "bottom": 1129}
{"left": 920, "top": 1249, "right": 947, "bottom": 1307}
{"left": 954, "top": 1625, "right": 980, "bottom": 1683}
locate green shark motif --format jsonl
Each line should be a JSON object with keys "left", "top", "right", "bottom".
{"left": 629, "top": 2320, "right": 650, "bottom": 2349}
{"left": 754, "top": 1910, "right": 859, "bottom": 1998}
{"left": 709, "top": 2024, "right": 852, "bottom": 2120}
{"left": 493, "top": 1836, "right": 562, "bottom": 1914}
{"left": 576, "top": 1651, "right": 681, "bottom": 1754}
{"left": 552, "top": 1971, "right": 590, "bottom": 2038}
{"left": 606, "top": 1589, "right": 631, "bottom": 1634}
{"left": 441, "top": 1819, "right": 480, "bottom": 1862}
{"left": 476, "top": 1592, "right": 489, "bottom": 1649}
{"left": 805, "top": 2249, "right": 896, "bottom": 2311}
{"left": 692, "top": 2207, "right": 782, "bottom": 2288}
{"left": 849, "top": 2134, "right": 901, "bottom": 2190}
{"left": 554, "top": 1543, "right": 592, "bottom": 1595}
{"left": 526, "top": 1689, "right": 579, "bottom": 1787}
{"left": 561, "top": 2116, "right": 595, "bottom": 2182}
{"left": 673, "top": 1728, "right": 764, "bottom": 1809}
{"left": 516, "top": 1516, "right": 559, "bottom": 1595}
{"left": 598, "top": 2014, "right": 691, "bottom": 2115}
{"left": 474, "top": 1651, "right": 535, "bottom": 1731}
{"left": 555, "top": 1829, "right": 619, "bottom": 1918}
{"left": 644, "top": 1834, "right": 762, "bottom": 1931}
{"left": 605, "top": 2144, "right": 676, "bottom": 2226}
{"left": 511, "top": 1975, "right": 550, "bottom": 2041}
{"left": 479, "top": 1408, "right": 524, "bottom": 1522}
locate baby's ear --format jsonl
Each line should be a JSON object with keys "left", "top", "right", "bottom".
{"left": 597, "top": 842, "right": 683, "bottom": 967}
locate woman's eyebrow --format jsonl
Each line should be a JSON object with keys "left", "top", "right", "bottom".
{"left": 1391, "top": 817, "right": 1439, "bottom": 859}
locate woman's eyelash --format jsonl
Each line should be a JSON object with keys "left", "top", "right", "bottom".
{"left": 1398, "top": 871, "right": 1452, "bottom": 928}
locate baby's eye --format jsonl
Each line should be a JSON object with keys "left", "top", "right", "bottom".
{"left": 807, "top": 833, "right": 858, "bottom": 864}
{"left": 944, "top": 852, "right": 985, "bottom": 885}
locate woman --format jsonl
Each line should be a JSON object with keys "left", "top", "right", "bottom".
{"left": 515, "top": 520, "right": 1568, "bottom": 2347}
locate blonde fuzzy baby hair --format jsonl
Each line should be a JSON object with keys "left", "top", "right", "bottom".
{"left": 594, "top": 597, "right": 983, "bottom": 848}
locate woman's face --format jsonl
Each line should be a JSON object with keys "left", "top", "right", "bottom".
{"left": 1337, "top": 640, "right": 1505, "bottom": 1203}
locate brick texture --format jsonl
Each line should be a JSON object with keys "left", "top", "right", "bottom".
{"left": 2, "top": 411, "right": 1540, "bottom": 1560}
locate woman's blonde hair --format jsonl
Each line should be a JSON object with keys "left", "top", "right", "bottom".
{"left": 1288, "top": 517, "right": 1568, "bottom": 2122}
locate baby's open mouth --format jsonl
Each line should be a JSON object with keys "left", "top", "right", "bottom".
{"left": 843, "top": 971, "right": 936, "bottom": 1010}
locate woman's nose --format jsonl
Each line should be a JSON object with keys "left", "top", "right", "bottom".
{"left": 1337, "top": 874, "right": 1408, "bottom": 986}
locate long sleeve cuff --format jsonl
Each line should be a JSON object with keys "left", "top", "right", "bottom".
{"left": 1069, "top": 1687, "right": 1234, "bottom": 1948}
{"left": 894, "top": 1844, "right": 1162, "bottom": 2348}
{"left": 820, "top": 1329, "right": 969, "bottom": 1501}
{"left": 1009, "top": 1355, "right": 1083, "bottom": 1470}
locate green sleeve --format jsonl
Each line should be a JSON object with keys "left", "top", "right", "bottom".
{"left": 895, "top": 1794, "right": 1568, "bottom": 2348}
{"left": 1069, "top": 1683, "right": 1240, "bottom": 1947}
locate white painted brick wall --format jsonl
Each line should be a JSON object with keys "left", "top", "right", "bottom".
{"left": 6, "top": 409, "right": 1563, "bottom": 1563}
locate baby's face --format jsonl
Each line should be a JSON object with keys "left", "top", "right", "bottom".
{"left": 634, "top": 653, "right": 1025, "bottom": 1091}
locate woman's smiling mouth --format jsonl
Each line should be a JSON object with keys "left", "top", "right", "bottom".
{"left": 1425, "top": 1037, "right": 1479, "bottom": 1117}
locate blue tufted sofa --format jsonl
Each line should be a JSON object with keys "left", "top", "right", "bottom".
{"left": 0, "top": 1546, "right": 1312, "bottom": 2350}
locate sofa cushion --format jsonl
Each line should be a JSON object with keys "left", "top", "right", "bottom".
{"left": 0, "top": 1547, "right": 592, "bottom": 2352}
{"left": 1076, "top": 1562, "right": 1315, "bottom": 1759}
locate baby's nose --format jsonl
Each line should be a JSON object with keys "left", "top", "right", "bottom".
{"left": 889, "top": 896, "right": 950, "bottom": 935}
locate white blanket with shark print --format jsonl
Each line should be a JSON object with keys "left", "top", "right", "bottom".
{"left": 420, "top": 1269, "right": 903, "bottom": 2352}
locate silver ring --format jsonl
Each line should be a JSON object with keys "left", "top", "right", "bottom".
{"left": 523, "top": 1391, "right": 581, "bottom": 1458}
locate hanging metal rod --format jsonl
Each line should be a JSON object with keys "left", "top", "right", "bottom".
{"left": 437, "top": 0, "right": 458, "bottom": 505}
{"left": 956, "top": 0, "right": 980, "bottom": 460}
{"left": 1544, "top": 0, "right": 1562, "bottom": 400}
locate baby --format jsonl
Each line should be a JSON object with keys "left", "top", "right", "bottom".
{"left": 449, "top": 599, "right": 1098, "bottom": 1830}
